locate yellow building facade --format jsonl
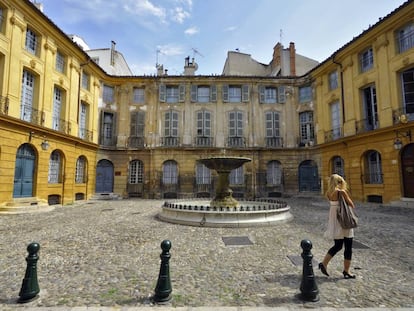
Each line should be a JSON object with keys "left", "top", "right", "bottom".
{"left": 0, "top": 0, "right": 413, "bottom": 210}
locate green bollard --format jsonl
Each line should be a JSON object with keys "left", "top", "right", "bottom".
{"left": 153, "top": 240, "right": 172, "bottom": 303}
{"left": 18, "top": 242, "right": 40, "bottom": 303}
{"left": 299, "top": 239, "right": 319, "bottom": 302}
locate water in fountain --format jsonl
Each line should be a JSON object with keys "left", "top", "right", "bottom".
{"left": 158, "top": 156, "right": 293, "bottom": 227}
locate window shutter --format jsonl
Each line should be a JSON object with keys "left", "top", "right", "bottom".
{"left": 259, "top": 86, "right": 265, "bottom": 103}
{"left": 205, "top": 111, "right": 211, "bottom": 136}
{"left": 179, "top": 84, "right": 185, "bottom": 102}
{"left": 265, "top": 112, "right": 273, "bottom": 137}
{"left": 99, "top": 110, "right": 105, "bottom": 144}
{"left": 237, "top": 111, "right": 243, "bottom": 136}
{"left": 197, "top": 111, "right": 203, "bottom": 136}
{"left": 164, "top": 111, "right": 170, "bottom": 136}
{"left": 172, "top": 111, "right": 179, "bottom": 137}
{"left": 222, "top": 85, "right": 229, "bottom": 102}
{"left": 130, "top": 112, "right": 137, "bottom": 136}
{"left": 191, "top": 85, "right": 197, "bottom": 102}
{"left": 159, "top": 84, "right": 166, "bottom": 102}
{"left": 112, "top": 113, "right": 117, "bottom": 144}
{"left": 242, "top": 85, "right": 249, "bottom": 102}
{"left": 137, "top": 111, "right": 145, "bottom": 136}
{"left": 210, "top": 85, "right": 217, "bottom": 102}
{"left": 229, "top": 111, "right": 235, "bottom": 136}
{"left": 274, "top": 112, "right": 280, "bottom": 137}
{"left": 278, "top": 86, "right": 286, "bottom": 103}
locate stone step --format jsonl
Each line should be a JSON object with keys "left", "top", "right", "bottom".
{"left": 90, "top": 193, "right": 122, "bottom": 200}
{"left": 0, "top": 197, "right": 54, "bottom": 214}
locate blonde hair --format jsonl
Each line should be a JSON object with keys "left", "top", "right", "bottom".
{"left": 326, "top": 174, "right": 348, "bottom": 198}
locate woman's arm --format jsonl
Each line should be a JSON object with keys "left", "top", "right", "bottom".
{"left": 340, "top": 189, "right": 355, "bottom": 209}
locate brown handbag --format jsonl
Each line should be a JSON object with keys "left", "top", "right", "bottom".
{"left": 337, "top": 191, "right": 358, "bottom": 229}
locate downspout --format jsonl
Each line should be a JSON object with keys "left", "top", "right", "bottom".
{"left": 332, "top": 54, "right": 345, "bottom": 123}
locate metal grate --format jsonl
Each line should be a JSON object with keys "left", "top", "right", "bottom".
{"left": 353, "top": 240, "right": 370, "bottom": 249}
{"left": 222, "top": 236, "right": 253, "bottom": 246}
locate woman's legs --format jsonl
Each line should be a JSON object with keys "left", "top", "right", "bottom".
{"left": 320, "top": 239, "right": 344, "bottom": 276}
{"left": 343, "top": 237, "right": 354, "bottom": 276}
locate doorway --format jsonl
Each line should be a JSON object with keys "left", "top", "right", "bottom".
{"left": 13, "top": 144, "right": 36, "bottom": 198}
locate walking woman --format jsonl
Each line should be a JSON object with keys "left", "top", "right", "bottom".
{"left": 319, "top": 174, "right": 356, "bottom": 279}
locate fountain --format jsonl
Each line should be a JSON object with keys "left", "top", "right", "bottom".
{"left": 158, "top": 156, "right": 293, "bottom": 227}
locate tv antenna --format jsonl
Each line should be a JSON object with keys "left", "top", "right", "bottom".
{"left": 156, "top": 49, "right": 165, "bottom": 66}
{"left": 191, "top": 47, "right": 204, "bottom": 58}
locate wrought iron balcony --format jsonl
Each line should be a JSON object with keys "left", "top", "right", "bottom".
{"left": 128, "top": 136, "right": 145, "bottom": 148}
{"left": 79, "top": 128, "right": 93, "bottom": 142}
{"left": 195, "top": 136, "right": 213, "bottom": 147}
{"left": 52, "top": 118, "right": 71, "bottom": 134}
{"left": 355, "top": 119, "right": 379, "bottom": 134}
{"left": 99, "top": 136, "right": 117, "bottom": 147}
{"left": 20, "top": 105, "right": 45, "bottom": 126}
{"left": 265, "top": 137, "right": 283, "bottom": 148}
{"left": 227, "top": 136, "right": 245, "bottom": 148}
{"left": 0, "top": 96, "right": 9, "bottom": 115}
{"left": 324, "top": 127, "right": 343, "bottom": 142}
{"left": 161, "top": 136, "right": 180, "bottom": 147}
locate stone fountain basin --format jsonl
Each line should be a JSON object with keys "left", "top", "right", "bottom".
{"left": 197, "top": 156, "right": 251, "bottom": 172}
{"left": 158, "top": 199, "right": 293, "bottom": 228}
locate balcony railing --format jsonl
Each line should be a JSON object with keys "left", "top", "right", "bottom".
{"left": 355, "top": 119, "right": 379, "bottom": 134}
{"left": 52, "top": 118, "right": 71, "bottom": 134}
{"left": 324, "top": 127, "right": 343, "bottom": 142}
{"left": 161, "top": 136, "right": 180, "bottom": 147}
{"left": 227, "top": 136, "right": 245, "bottom": 148}
{"left": 265, "top": 137, "right": 283, "bottom": 148}
{"left": 0, "top": 96, "right": 9, "bottom": 115}
{"left": 195, "top": 136, "right": 213, "bottom": 147}
{"left": 79, "top": 128, "right": 93, "bottom": 142}
{"left": 128, "top": 136, "right": 145, "bottom": 148}
{"left": 100, "top": 136, "right": 117, "bottom": 147}
{"left": 20, "top": 105, "right": 45, "bottom": 126}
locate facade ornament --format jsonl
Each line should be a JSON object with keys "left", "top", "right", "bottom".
{"left": 10, "top": 15, "right": 26, "bottom": 32}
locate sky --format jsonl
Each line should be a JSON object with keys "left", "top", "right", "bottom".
{"left": 38, "top": 0, "right": 407, "bottom": 76}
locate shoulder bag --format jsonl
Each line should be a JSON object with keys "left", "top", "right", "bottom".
{"left": 337, "top": 191, "right": 358, "bottom": 229}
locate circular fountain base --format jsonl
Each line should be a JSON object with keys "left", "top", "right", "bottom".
{"left": 158, "top": 199, "right": 293, "bottom": 227}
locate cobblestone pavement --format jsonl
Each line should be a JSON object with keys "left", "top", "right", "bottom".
{"left": 0, "top": 196, "right": 413, "bottom": 310}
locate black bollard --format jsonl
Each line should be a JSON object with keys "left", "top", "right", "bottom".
{"left": 299, "top": 239, "right": 319, "bottom": 302}
{"left": 18, "top": 242, "right": 40, "bottom": 303}
{"left": 153, "top": 240, "right": 172, "bottom": 303}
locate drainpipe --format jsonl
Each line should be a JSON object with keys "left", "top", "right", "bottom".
{"left": 332, "top": 54, "right": 345, "bottom": 123}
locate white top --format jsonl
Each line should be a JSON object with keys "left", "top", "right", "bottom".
{"left": 324, "top": 200, "right": 354, "bottom": 239}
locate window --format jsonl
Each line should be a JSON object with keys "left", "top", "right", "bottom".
{"left": 267, "top": 161, "right": 282, "bottom": 186}
{"left": 228, "top": 111, "right": 244, "bottom": 147}
{"left": 299, "top": 111, "right": 314, "bottom": 144}
{"left": 196, "top": 110, "right": 211, "bottom": 137}
{"left": 329, "top": 71, "right": 338, "bottom": 90}
{"left": 48, "top": 151, "right": 62, "bottom": 183}
{"left": 191, "top": 85, "right": 217, "bottom": 103}
{"left": 365, "top": 151, "right": 383, "bottom": 184}
{"left": 129, "top": 160, "right": 144, "bottom": 184}
{"left": 164, "top": 110, "right": 178, "bottom": 137}
{"left": 330, "top": 101, "right": 341, "bottom": 139}
{"left": 299, "top": 86, "right": 312, "bottom": 103}
{"left": 265, "top": 111, "right": 282, "bottom": 147}
{"left": 81, "top": 72, "right": 90, "bottom": 90}
{"left": 360, "top": 47, "right": 374, "bottom": 72}
{"left": 75, "top": 156, "right": 87, "bottom": 184}
{"left": 133, "top": 87, "right": 145, "bottom": 103}
{"left": 230, "top": 166, "right": 244, "bottom": 185}
{"left": 397, "top": 23, "right": 414, "bottom": 53}
{"left": 401, "top": 68, "right": 414, "bottom": 117}
{"left": 103, "top": 85, "right": 114, "bottom": 103}
{"left": 196, "top": 163, "right": 211, "bottom": 185}
{"left": 129, "top": 111, "right": 145, "bottom": 147}
{"left": 79, "top": 101, "right": 88, "bottom": 139}
{"left": 100, "top": 111, "right": 116, "bottom": 146}
{"left": 20, "top": 69, "right": 35, "bottom": 122}
{"left": 25, "top": 27, "right": 38, "bottom": 55}
{"left": 162, "top": 160, "right": 178, "bottom": 184}
{"left": 223, "top": 85, "right": 249, "bottom": 102}
{"left": 362, "top": 85, "right": 378, "bottom": 131}
{"left": 159, "top": 84, "right": 185, "bottom": 103}
{"left": 0, "top": 7, "right": 4, "bottom": 33}
{"left": 332, "top": 156, "right": 345, "bottom": 178}
{"left": 259, "top": 86, "right": 286, "bottom": 104}
{"left": 52, "top": 86, "right": 64, "bottom": 131}
{"left": 56, "top": 50, "right": 65, "bottom": 73}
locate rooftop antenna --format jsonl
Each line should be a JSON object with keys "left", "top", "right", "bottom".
{"left": 280, "top": 29, "right": 283, "bottom": 45}
{"left": 156, "top": 49, "right": 165, "bottom": 67}
{"left": 191, "top": 47, "right": 204, "bottom": 58}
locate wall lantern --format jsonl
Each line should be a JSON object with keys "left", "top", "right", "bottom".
{"left": 393, "top": 129, "right": 412, "bottom": 150}
{"left": 41, "top": 140, "right": 49, "bottom": 151}
{"left": 29, "top": 131, "right": 49, "bottom": 151}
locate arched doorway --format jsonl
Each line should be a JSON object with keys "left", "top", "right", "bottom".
{"left": 95, "top": 159, "right": 114, "bottom": 193}
{"left": 13, "top": 144, "right": 36, "bottom": 198}
{"left": 401, "top": 143, "right": 414, "bottom": 198}
{"left": 298, "top": 160, "right": 320, "bottom": 192}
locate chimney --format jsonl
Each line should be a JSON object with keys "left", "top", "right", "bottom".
{"left": 184, "top": 57, "right": 197, "bottom": 76}
{"left": 156, "top": 64, "right": 164, "bottom": 76}
{"left": 289, "top": 42, "right": 296, "bottom": 76}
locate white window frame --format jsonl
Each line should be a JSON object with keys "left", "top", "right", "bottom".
{"left": 266, "top": 161, "right": 282, "bottom": 186}
{"left": 360, "top": 47, "right": 373, "bottom": 72}
{"left": 48, "top": 150, "right": 61, "bottom": 184}
{"left": 133, "top": 87, "right": 145, "bottom": 103}
{"left": 129, "top": 160, "right": 144, "bottom": 184}
{"left": 75, "top": 156, "right": 86, "bottom": 184}
{"left": 20, "top": 69, "right": 35, "bottom": 122}
{"left": 25, "top": 27, "right": 38, "bottom": 55}
{"left": 103, "top": 85, "right": 114, "bottom": 103}
{"left": 56, "top": 50, "right": 65, "bottom": 73}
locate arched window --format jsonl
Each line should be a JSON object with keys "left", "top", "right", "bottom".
{"left": 267, "top": 160, "right": 282, "bottom": 185}
{"left": 332, "top": 156, "right": 345, "bottom": 178}
{"left": 75, "top": 156, "right": 87, "bottom": 184}
{"left": 196, "top": 163, "right": 211, "bottom": 185}
{"left": 230, "top": 166, "right": 244, "bottom": 185}
{"left": 129, "top": 160, "right": 144, "bottom": 184}
{"left": 162, "top": 160, "right": 178, "bottom": 184}
{"left": 364, "top": 150, "right": 383, "bottom": 184}
{"left": 48, "top": 150, "right": 62, "bottom": 183}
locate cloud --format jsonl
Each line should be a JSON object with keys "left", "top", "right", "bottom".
{"left": 184, "top": 26, "right": 199, "bottom": 35}
{"left": 123, "top": 0, "right": 166, "bottom": 21}
{"left": 224, "top": 26, "right": 237, "bottom": 32}
{"left": 157, "top": 44, "right": 185, "bottom": 56}
{"left": 170, "top": 7, "right": 190, "bottom": 23}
